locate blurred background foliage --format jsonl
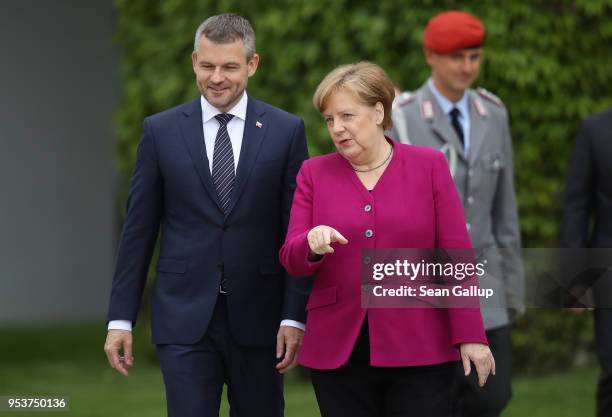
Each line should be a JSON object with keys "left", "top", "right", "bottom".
{"left": 113, "top": 0, "right": 612, "bottom": 373}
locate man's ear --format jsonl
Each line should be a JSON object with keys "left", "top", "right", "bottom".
{"left": 191, "top": 52, "right": 198, "bottom": 74}
{"left": 247, "top": 53, "right": 260, "bottom": 77}
{"left": 424, "top": 48, "right": 435, "bottom": 66}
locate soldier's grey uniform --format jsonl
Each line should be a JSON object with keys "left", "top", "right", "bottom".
{"left": 389, "top": 82, "right": 524, "bottom": 330}
{"left": 390, "top": 81, "right": 523, "bottom": 416}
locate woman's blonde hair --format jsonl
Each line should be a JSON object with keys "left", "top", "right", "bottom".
{"left": 313, "top": 62, "right": 395, "bottom": 130}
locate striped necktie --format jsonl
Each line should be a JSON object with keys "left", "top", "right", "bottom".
{"left": 212, "top": 113, "right": 235, "bottom": 214}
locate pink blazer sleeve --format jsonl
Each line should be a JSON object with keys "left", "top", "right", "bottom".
{"left": 431, "top": 152, "right": 487, "bottom": 346}
{"left": 279, "top": 161, "right": 326, "bottom": 277}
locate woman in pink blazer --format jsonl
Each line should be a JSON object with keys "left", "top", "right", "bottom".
{"left": 279, "top": 62, "right": 494, "bottom": 417}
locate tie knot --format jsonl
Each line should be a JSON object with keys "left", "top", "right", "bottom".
{"left": 215, "top": 113, "right": 234, "bottom": 126}
{"left": 450, "top": 107, "right": 461, "bottom": 119}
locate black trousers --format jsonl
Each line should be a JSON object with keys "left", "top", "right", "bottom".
{"left": 310, "top": 318, "right": 456, "bottom": 417}
{"left": 156, "top": 295, "right": 284, "bottom": 417}
{"left": 595, "top": 308, "right": 612, "bottom": 417}
{"left": 451, "top": 325, "right": 512, "bottom": 417}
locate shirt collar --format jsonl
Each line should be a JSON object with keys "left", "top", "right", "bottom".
{"left": 200, "top": 91, "right": 248, "bottom": 123}
{"left": 427, "top": 78, "right": 470, "bottom": 119}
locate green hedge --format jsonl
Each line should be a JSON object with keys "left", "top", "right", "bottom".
{"left": 113, "top": 0, "right": 612, "bottom": 372}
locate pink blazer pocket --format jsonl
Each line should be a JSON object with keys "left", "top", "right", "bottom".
{"left": 306, "top": 286, "right": 337, "bottom": 311}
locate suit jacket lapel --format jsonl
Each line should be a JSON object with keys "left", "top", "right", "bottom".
{"left": 224, "top": 96, "right": 267, "bottom": 216}
{"left": 468, "top": 93, "right": 489, "bottom": 165}
{"left": 179, "top": 98, "right": 224, "bottom": 213}
{"left": 421, "top": 85, "right": 467, "bottom": 163}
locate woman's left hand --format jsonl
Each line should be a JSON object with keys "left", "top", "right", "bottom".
{"left": 459, "top": 343, "right": 495, "bottom": 387}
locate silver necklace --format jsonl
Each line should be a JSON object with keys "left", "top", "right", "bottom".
{"left": 351, "top": 146, "right": 393, "bottom": 173}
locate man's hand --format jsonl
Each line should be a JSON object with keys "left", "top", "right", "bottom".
{"left": 104, "top": 330, "right": 134, "bottom": 377}
{"left": 275, "top": 326, "right": 304, "bottom": 374}
{"left": 307, "top": 225, "right": 348, "bottom": 257}
{"left": 460, "top": 342, "right": 495, "bottom": 387}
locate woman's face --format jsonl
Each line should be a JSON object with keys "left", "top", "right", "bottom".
{"left": 322, "top": 89, "right": 384, "bottom": 163}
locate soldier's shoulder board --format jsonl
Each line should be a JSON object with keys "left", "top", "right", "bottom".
{"left": 476, "top": 87, "right": 504, "bottom": 108}
{"left": 395, "top": 91, "right": 415, "bottom": 107}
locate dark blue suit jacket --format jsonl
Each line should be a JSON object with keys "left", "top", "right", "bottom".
{"left": 107, "top": 95, "right": 311, "bottom": 346}
{"left": 562, "top": 109, "right": 612, "bottom": 248}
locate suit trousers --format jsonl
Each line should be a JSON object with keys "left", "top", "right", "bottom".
{"left": 452, "top": 325, "right": 512, "bottom": 417}
{"left": 156, "top": 295, "right": 284, "bottom": 417}
{"left": 310, "top": 317, "right": 456, "bottom": 417}
{"left": 595, "top": 308, "right": 612, "bottom": 417}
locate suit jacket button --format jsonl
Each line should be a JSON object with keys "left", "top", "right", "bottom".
{"left": 365, "top": 229, "right": 374, "bottom": 238}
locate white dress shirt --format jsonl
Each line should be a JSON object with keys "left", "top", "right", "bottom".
{"left": 108, "top": 92, "right": 304, "bottom": 332}
{"left": 202, "top": 91, "right": 247, "bottom": 172}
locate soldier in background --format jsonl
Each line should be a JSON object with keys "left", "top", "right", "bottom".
{"left": 389, "top": 11, "right": 524, "bottom": 417}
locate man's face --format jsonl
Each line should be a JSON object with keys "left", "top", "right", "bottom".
{"left": 191, "top": 36, "right": 259, "bottom": 112}
{"left": 426, "top": 47, "right": 482, "bottom": 100}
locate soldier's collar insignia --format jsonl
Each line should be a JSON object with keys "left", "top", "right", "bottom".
{"left": 421, "top": 100, "right": 435, "bottom": 120}
{"left": 473, "top": 96, "right": 488, "bottom": 117}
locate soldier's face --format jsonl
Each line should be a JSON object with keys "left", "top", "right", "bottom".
{"left": 192, "top": 36, "right": 259, "bottom": 112}
{"left": 426, "top": 48, "right": 482, "bottom": 100}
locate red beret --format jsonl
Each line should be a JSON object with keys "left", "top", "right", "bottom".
{"left": 423, "top": 11, "right": 485, "bottom": 54}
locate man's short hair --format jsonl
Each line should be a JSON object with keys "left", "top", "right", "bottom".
{"left": 194, "top": 13, "right": 256, "bottom": 61}
{"left": 313, "top": 62, "right": 395, "bottom": 130}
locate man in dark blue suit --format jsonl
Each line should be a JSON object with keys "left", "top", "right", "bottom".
{"left": 562, "top": 109, "right": 612, "bottom": 417}
{"left": 103, "top": 13, "right": 311, "bottom": 417}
